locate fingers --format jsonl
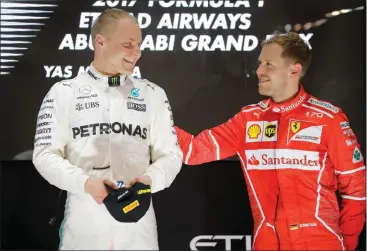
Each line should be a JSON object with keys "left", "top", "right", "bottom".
{"left": 95, "top": 195, "right": 106, "bottom": 204}
{"left": 87, "top": 178, "right": 111, "bottom": 204}
{"left": 95, "top": 189, "right": 108, "bottom": 204}
{"left": 125, "top": 178, "right": 138, "bottom": 188}
{"left": 137, "top": 175, "right": 152, "bottom": 186}
{"left": 103, "top": 179, "right": 118, "bottom": 189}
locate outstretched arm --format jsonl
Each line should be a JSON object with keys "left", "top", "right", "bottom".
{"left": 175, "top": 110, "right": 246, "bottom": 165}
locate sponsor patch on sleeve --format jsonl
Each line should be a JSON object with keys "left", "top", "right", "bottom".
{"left": 307, "top": 98, "right": 339, "bottom": 113}
{"left": 340, "top": 121, "right": 350, "bottom": 129}
{"left": 352, "top": 147, "right": 363, "bottom": 163}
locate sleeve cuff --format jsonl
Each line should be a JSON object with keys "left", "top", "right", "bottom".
{"left": 144, "top": 165, "right": 164, "bottom": 193}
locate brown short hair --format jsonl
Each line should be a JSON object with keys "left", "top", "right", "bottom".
{"left": 262, "top": 32, "right": 312, "bottom": 77}
{"left": 91, "top": 8, "right": 138, "bottom": 46}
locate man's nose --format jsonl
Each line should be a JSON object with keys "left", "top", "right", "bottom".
{"left": 256, "top": 65, "right": 265, "bottom": 76}
{"left": 133, "top": 47, "right": 141, "bottom": 58}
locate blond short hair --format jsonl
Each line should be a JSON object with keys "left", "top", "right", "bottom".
{"left": 91, "top": 8, "right": 138, "bottom": 46}
{"left": 262, "top": 32, "right": 312, "bottom": 77}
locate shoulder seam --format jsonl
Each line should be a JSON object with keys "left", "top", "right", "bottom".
{"left": 241, "top": 103, "right": 268, "bottom": 112}
{"left": 130, "top": 76, "right": 161, "bottom": 91}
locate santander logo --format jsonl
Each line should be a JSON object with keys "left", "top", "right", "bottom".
{"left": 245, "top": 149, "right": 320, "bottom": 171}
{"left": 248, "top": 154, "right": 260, "bottom": 165}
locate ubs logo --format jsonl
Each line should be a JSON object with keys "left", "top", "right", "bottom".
{"left": 75, "top": 102, "right": 100, "bottom": 111}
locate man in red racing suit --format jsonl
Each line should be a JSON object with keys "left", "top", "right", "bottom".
{"left": 176, "top": 85, "right": 366, "bottom": 250}
{"left": 175, "top": 33, "right": 366, "bottom": 250}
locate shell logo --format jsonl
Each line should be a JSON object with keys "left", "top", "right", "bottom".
{"left": 247, "top": 124, "right": 261, "bottom": 139}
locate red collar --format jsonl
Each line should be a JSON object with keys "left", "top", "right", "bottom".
{"left": 261, "top": 85, "right": 308, "bottom": 113}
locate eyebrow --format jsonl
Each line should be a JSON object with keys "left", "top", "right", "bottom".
{"left": 122, "top": 38, "right": 142, "bottom": 44}
{"left": 258, "top": 59, "right": 273, "bottom": 63}
{"left": 122, "top": 37, "right": 140, "bottom": 41}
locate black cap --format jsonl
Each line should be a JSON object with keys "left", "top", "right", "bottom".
{"left": 103, "top": 182, "right": 151, "bottom": 223}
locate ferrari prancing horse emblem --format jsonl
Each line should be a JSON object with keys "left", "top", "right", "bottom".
{"left": 291, "top": 121, "right": 301, "bottom": 133}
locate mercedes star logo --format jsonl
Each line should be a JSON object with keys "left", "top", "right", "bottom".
{"left": 79, "top": 85, "right": 92, "bottom": 95}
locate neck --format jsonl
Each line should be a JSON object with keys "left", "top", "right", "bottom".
{"left": 272, "top": 83, "right": 300, "bottom": 103}
{"left": 92, "top": 59, "right": 120, "bottom": 77}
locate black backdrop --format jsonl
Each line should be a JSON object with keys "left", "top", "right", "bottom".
{"left": 0, "top": 0, "right": 365, "bottom": 159}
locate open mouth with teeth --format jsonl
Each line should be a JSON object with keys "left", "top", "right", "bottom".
{"left": 259, "top": 79, "right": 270, "bottom": 84}
{"left": 124, "top": 59, "right": 134, "bottom": 64}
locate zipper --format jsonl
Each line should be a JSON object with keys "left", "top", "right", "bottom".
{"left": 108, "top": 87, "right": 112, "bottom": 173}
{"left": 274, "top": 116, "right": 281, "bottom": 250}
{"left": 274, "top": 194, "right": 280, "bottom": 250}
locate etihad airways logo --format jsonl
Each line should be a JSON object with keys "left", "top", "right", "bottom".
{"left": 245, "top": 149, "right": 320, "bottom": 171}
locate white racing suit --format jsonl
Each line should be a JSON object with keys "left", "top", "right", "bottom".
{"left": 32, "top": 64, "right": 183, "bottom": 250}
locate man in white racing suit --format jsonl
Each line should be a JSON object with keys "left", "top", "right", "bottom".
{"left": 32, "top": 8, "right": 182, "bottom": 250}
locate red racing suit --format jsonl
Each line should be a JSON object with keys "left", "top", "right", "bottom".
{"left": 175, "top": 86, "right": 366, "bottom": 250}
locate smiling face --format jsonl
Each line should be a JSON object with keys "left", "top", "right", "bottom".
{"left": 95, "top": 17, "right": 142, "bottom": 75}
{"left": 92, "top": 9, "right": 142, "bottom": 76}
{"left": 255, "top": 32, "right": 312, "bottom": 102}
{"left": 256, "top": 43, "right": 292, "bottom": 98}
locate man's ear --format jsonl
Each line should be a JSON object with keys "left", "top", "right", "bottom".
{"left": 289, "top": 63, "right": 303, "bottom": 78}
{"left": 95, "top": 34, "right": 105, "bottom": 48}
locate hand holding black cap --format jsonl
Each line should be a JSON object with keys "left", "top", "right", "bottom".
{"left": 103, "top": 182, "right": 151, "bottom": 223}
